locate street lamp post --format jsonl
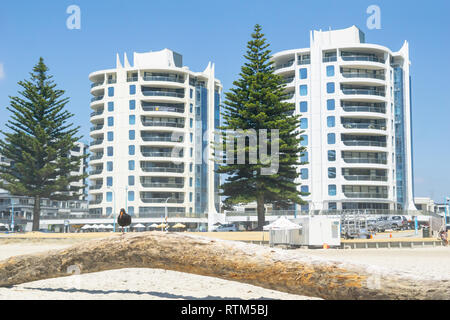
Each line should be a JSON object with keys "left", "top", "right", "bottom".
{"left": 10, "top": 197, "right": 14, "bottom": 232}
{"left": 108, "top": 187, "right": 116, "bottom": 233}
{"left": 444, "top": 197, "right": 449, "bottom": 231}
{"left": 165, "top": 197, "right": 170, "bottom": 232}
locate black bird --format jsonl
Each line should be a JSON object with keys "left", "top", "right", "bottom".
{"left": 117, "top": 208, "right": 131, "bottom": 234}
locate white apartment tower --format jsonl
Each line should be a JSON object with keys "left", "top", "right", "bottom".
{"left": 88, "top": 49, "right": 222, "bottom": 217}
{"left": 272, "top": 26, "right": 416, "bottom": 212}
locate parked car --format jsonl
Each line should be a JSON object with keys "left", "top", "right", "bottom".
{"left": 212, "top": 224, "right": 238, "bottom": 232}
{"left": 387, "top": 215, "right": 409, "bottom": 230}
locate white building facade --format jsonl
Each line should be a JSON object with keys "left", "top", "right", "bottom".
{"left": 272, "top": 26, "right": 416, "bottom": 212}
{"left": 88, "top": 49, "right": 221, "bottom": 219}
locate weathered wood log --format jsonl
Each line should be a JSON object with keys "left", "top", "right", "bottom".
{"left": 0, "top": 232, "right": 449, "bottom": 299}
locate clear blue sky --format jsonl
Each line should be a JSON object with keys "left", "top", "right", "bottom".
{"left": 0, "top": 0, "right": 449, "bottom": 202}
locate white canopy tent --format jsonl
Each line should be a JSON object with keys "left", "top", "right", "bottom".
{"left": 133, "top": 223, "right": 146, "bottom": 228}
{"left": 81, "top": 225, "right": 92, "bottom": 230}
{"left": 263, "top": 216, "right": 302, "bottom": 230}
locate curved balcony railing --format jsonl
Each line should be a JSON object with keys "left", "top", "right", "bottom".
{"left": 342, "top": 89, "right": 385, "bottom": 96}
{"left": 143, "top": 76, "right": 184, "bottom": 83}
{"left": 342, "top": 106, "right": 386, "bottom": 113}
{"left": 142, "top": 105, "right": 184, "bottom": 113}
{"left": 298, "top": 59, "right": 310, "bottom": 65}
{"left": 90, "top": 125, "right": 104, "bottom": 132}
{"left": 342, "top": 123, "right": 386, "bottom": 130}
{"left": 89, "top": 199, "right": 103, "bottom": 205}
{"left": 90, "top": 184, "right": 103, "bottom": 190}
{"left": 341, "top": 55, "right": 385, "bottom": 64}
{"left": 284, "top": 92, "right": 295, "bottom": 100}
{"left": 284, "top": 77, "right": 295, "bottom": 84}
{"left": 107, "top": 79, "right": 117, "bottom": 84}
{"left": 342, "top": 158, "right": 387, "bottom": 165}
{"left": 142, "top": 136, "right": 183, "bottom": 142}
{"left": 344, "top": 192, "right": 388, "bottom": 199}
{"left": 127, "top": 76, "right": 138, "bottom": 82}
{"left": 91, "top": 95, "right": 104, "bottom": 102}
{"left": 141, "top": 182, "right": 184, "bottom": 188}
{"left": 142, "top": 121, "right": 185, "bottom": 128}
{"left": 141, "top": 198, "right": 184, "bottom": 204}
{"left": 274, "top": 61, "right": 294, "bottom": 70}
{"left": 90, "top": 169, "right": 103, "bottom": 175}
{"left": 90, "top": 110, "right": 104, "bottom": 117}
{"left": 342, "top": 140, "right": 387, "bottom": 147}
{"left": 141, "top": 167, "right": 184, "bottom": 173}
{"left": 341, "top": 72, "right": 385, "bottom": 80}
{"left": 90, "top": 139, "right": 104, "bottom": 146}
{"left": 90, "top": 154, "right": 104, "bottom": 161}
{"left": 142, "top": 91, "right": 185, "bottom": 98}
{"left": 323, "top": 56, "right": 337, "bottom": 63}
{"left": 343, "top": 175, "right": 388, "bottom": 182}
{"left": 141, "top": 151, "right": 183, "bottom": 158}
{"left": 91, "top": 82, "right": 104, "bottom": 88}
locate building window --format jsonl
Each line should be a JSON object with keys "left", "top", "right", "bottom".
{"left": 107, "top": 131, "right": 114, "bottom": 141}
{"left": 128, "top": 160, "right": 135, "bottom": 171}
{"left": 327, "top": 116, "right": 335, "bottom": 128}
{"left": 190, "top": 89, "right": 193, "bottom": 99}
{"left": 106, "top": 192, "right": 112, "bottom": 202}
{"left": 300, "top": 168, "right": 309, "bottom": 180}
{"left": 301, "top": 185, "right": 309, "bottom": 194}
{"left": 108, "top": 102, "right": 114, "bottom": 112}
{"left": 107, "top": 146, "right": 113, "bottom": 156}
{"left": 326, "top": 65, "right": 335, "bottom": 77}
{"left": 190, "top": 103, "right": 193, "bottom": 113}
{"left": 190, "top": 148, "right": 193, "bottom": 157}
{"left": 128, "top": 191, "right": 135, "bottom": 202}
{"left": 327, "top": 99, "right": 335, "bottom": 111}
{"left": 299, "top": 68, "right": 307, "bottom": 79}
{"left": 128, "top": 206, "right": 134, "bottom": 215}
{"left": 328, "top": 202, "right": 337, "bottom": 210}
{"left": 328, "top": 150, "right": 336, "bottom": 161}
{"left": 190, "top": 192, "right": 193, "bottom": 202}
{"left": 328, "top": 167, "right": 336, "bottom": 179}
{"left": 107, "top": 177, "right": 113, "bottom": 187}
{"left": 327, "top": 133, "right": 336, "bottom": 144}
{"left": 190, "top": 118, "right": 193, "bottom": 128}
{"left": 129, "top": 85, "right": 136, "bottom": 95}
{"left": 129, "top": 100, "right": 136, "bottom": 110}
{"left": 108, "top": 87, "right": 114, "bottom": 97}
{"left": 190, "top": 177, "right": 193, "bottom": 187}
{"left": 108, "top": 117, "right": 114, "bottom": 127}
{"left": 128, "top": 145, "right": 135, "bottom": 155}
{"left": 328, "top": 185, "right": 337, "bottom": 196}
{"left": 300, "top": 135, "right": 308, "bottom": 146}
{"left": 106, "top": 207, "right": 112, "bottom": 215}
{"left": 190, "top": 133, "right": 193, "bottom": 143}
{"left": 190, "top": 163, "right": 193, "bottom": 172}
{"left": 301, "top": 152, "right": 308, "bottom": 163}
{"left": 129, "top": 115, "right": 135, "bottom": 125}
{"left": 299, "top": 85, "right": 308, "bottom": 96}
{"left": 129, "top": 130, "right": 135, "bottom": 140}
{"left": 107, "top": 161, "right": 113, "bottom": 172}
{"left": 300, "top": 118, "right": 308, "bottom": 129}
{"left": 128, "top": 176, "right": 135, "bottom": 186}
{"left": 327, "top": 82, "right": 335, "bottom": 94}
{"left": 300, "top": 101, "right": 308, "bottom": 113}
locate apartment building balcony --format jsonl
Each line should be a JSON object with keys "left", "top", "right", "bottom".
{"left": 90, "top": 153, "right": 104, "bottom": 161}
{"left": 142, "top": 103, "right": 185, "bottom": 114}
{"left": 90, "top": 124, "right": 104, "bottom": 132}
{"left": 341, "top": 103, "right": 386, "bottom": 114}
{"left": 142, "top": 74, "right": 184, "bottom": 84}
{"left": 91, "top": 81, "right": 104, "bottom": 89}
{"left": 91, "top": 95, "right": 104, "bottom": 103}
{"left": 90, "top": 109, "right": 104, "bottom": 117}
{"left": 274, "top": 60, "right": 294, "bottom": 71}
{"left": 343, "top": 175, "right": 388, "bottom": 182}
{"left": 90, "top": 184, "right": 103, "bottom": 190}
{"left": 341, "top": 72, "right": 385, "bottom": 81}
{"left": 341, "top": 88, "right": 385, "bottom": 97}
{"left": 140, "top": 162, "right": 184, "bottom": 173}
{"left": 341, "top": 53, "right": 386, "bottom": 64}
{"left": 89, "top": 198, "right": 103, "bottom": 205}
{"left": 141, "top": 148, "right": 184, "bottom": 158}
{"left": 141, "top": 133, "right": 184, "bottom": 143}
{"left": 90, "top": 139, "right": 104, "bottom": 146}
{"left": 341, "top": 135, "right": 387, "bottom": 148}
{"left": 141, "top": 119, "right": 185, "bottom": 128}
{"left": 342, "top": 158, "right": 387, "bottom": 165}
{"left": 343, "top": 192, "right": 389, "bottom": 199}
{"left": 341, "top": 119, "right": 387, "bottom": 131}
{"left": 142, "top": 88, "right": 185, "bottom": 99}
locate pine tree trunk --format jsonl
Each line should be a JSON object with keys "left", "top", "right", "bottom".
{"left": 256, "top": 194, "right": 265, "bottom": 230}
{"left": 0, "top": 232, "right": 449, "bottom": 299}
{"left": 32, "top": 195, "right": 40, "bottom": 231}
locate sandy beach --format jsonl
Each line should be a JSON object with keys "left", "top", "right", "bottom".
{"left": 0, "top": 237, "right": 449, "bottom": 300}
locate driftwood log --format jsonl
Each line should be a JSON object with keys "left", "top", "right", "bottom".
{"left": 0, "top": 232, "right": 449, "bottom": 300}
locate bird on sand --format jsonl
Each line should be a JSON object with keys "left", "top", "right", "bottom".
{"left": 117, "top": 208, "right": 132, "bottom": 234}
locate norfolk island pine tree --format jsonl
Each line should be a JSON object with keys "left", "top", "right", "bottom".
{"left": 216, "top": 24, "right": 309, "bottom": 230}
{"left": 0, "top": 58, "right": 88, "bottom": 231}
